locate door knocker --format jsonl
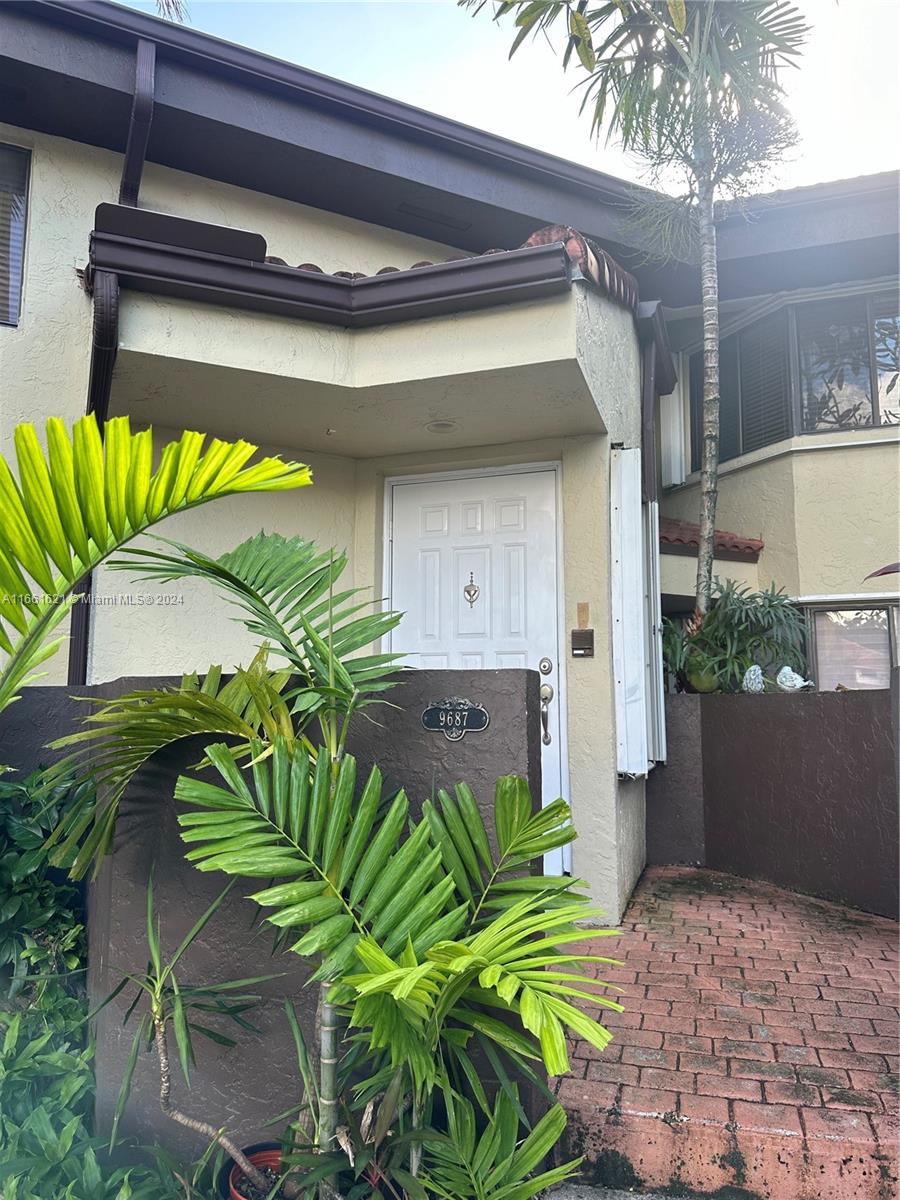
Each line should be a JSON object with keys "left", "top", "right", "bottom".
{"left": 463, "top": 572, "right": 480, "bottom": 608}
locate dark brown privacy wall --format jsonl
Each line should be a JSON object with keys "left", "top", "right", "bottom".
{"left": 647, "top": 688, "right": 898, "bottom": 919}
{"left": 0, "top": 670, "right": 540, "bottom": 1159}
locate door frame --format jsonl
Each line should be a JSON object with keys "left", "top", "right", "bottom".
{"left": 382, "top": 462, "right": 571, "bottom": 839}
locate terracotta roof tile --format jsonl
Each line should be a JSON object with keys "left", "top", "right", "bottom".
{"left": 659, "top": 516, "right": 764, "bottom": 558}
{"left": 262, "top": 225, "right": 639, "bottom": 311}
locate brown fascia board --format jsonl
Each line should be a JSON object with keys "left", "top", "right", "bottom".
{"left": 88, "top": 207, "right": 574, "bottom": 328}
{"left": 637, "top": 300, "right": 677, "bottom": 396}
{"left": 22, "top": 0, "right": 647, "bottom": 211}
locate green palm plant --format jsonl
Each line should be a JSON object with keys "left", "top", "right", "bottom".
{"left": 173, "top": 752, "right": 620, "bottom": 1173}
{"left": 45, "top": 648, "right": 295, "bottom": 877}
{"left": 464, "top": 0, "right": 808, "bottom": 616}
{"left": 401, "top": 1084, "right": 579, "bottom": 1200}
{"left": 105, "top": 879, "right": 295, "bottom": 1198}
{"left": 45, "top": 532, "right": 403, "bottom": 878}
{"left": 50, "top": 531, "right": 621, "bottom": 1192}
{"left": 0, "top": 414, "right": 310, "bottom": 712}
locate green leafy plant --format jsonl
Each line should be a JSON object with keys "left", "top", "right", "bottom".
{"left": 47, "top": 533, "right": 402, "bottom": 878}
{"left": 0, "top": 413, "right": 311, "bottom": 713}
{"left": 0, "top": 769, "right": 224, "bottom": 1200}
{"left": 0, "top": 769, "right": 87, "bottom": 1000}
{"left": 663, "top": 578, "right": 806, "bottom": 693}
{"left": 174, "top": 757, "right": 618, "bottom": 1194}
{"left": 407, "top": 1084, "right": 578, "bottom": 1200}
{"left": 106, "top": 878, "right": 292, "bottom": 1198}
{"left": 53, "top": 535, "right": 620, "bottom": 1196}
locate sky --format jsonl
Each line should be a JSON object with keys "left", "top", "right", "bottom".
{"left": 121, "top": 0, "right": 900, "bottom": 193}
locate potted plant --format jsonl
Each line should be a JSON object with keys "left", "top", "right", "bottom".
{"left": 663, "top": 578, "right": 807, "bottom": 694}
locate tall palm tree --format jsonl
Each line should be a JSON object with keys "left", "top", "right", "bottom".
{"left": 464, "top": 0, "right": 808, "bottom": 615}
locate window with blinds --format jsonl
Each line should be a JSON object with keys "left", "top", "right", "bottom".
{"left": 1, "top": 144, "right": 30, "bottom": 328}
{"left": 738, "top": 312, "right": 790, "bottom": 453}
{"left": 688, "top": 312, "right": 787, "bottom": 469}
{"left": 811, "top": 608, "right": 893, "bottom": 691}
{"left": 687, "top": 287, "right": 900, "bottom": 468}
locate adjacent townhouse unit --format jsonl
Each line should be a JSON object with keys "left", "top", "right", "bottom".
{"left": 2, "top": 0, "right": 897, "bottom": 919}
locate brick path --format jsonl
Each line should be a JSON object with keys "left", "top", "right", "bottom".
{"left": 559, "top": 867, "right": 899, "bottom": 1199}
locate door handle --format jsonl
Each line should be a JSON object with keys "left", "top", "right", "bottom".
{"left": 540, "top": 683, "right": 554, "bottom": 745}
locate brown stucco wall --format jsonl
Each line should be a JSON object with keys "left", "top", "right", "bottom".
{"left": 0, "top": 670, "right": 541, "bottom": 1159}
{"left": 646, "top": 690, "right": 898, "bottom": 919}
{"left": 645, "top": 694, "right": 705, "bottom": 867}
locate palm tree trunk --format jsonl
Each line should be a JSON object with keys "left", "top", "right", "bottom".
{"left": 318, "top": 983, "right": 340, "bottom": 1198}
{"left": 152, "top": 1015, "right": 306, "bottom": 1199}
{"left": 694, "top": 166, "right": 721, "bottom": 617}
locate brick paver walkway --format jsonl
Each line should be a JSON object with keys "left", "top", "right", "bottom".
{"left": 559, "top": 867, "right": 899, "bottom": 1199}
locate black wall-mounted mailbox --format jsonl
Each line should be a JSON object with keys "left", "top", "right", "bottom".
{"left": 571, "top": 629, "right": 594, "bottom": 657}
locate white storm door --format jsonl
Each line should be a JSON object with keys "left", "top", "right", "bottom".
{"left": 388, "top": 469, "right": 568, "bottom": 872}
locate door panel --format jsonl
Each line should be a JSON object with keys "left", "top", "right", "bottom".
{"left": 389, "top": 470, "right": 567, "bottom": 871}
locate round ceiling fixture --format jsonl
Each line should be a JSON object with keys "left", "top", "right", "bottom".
{"left": 425, "top": 419, "right": 459, "bottom": 434}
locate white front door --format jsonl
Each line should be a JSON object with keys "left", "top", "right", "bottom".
{"left": 387, "top": 468, "right": 568, "bottom": 872}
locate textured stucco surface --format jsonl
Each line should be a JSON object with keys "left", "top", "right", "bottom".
{"left": 662, "top": 434, "right": 900, "bottom": 599}
{"left": 659, "top": 549, "right": 758, "bottom": 598}
{"left": 88, "top": 428, "right": 357, "bottom": 682}
{"left": 702, "top": 690, "right": 898, "bottom": 918}
{"left": 645, "top": 690, "right": 897, "bottom": 918}
{"left": 2, "top": 116, "right": 649, "bottom": 922}
{"left": 0, "top": 672, "right": 541, "bottom": 1159}
{"left": 0, "top": 118, "right": 473, "bottom": 685}
{"left": 645, "top": 694, "right": 705, "bottom": 866}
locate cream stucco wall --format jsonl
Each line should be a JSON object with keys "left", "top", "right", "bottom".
{"left": 660, "top": 551, "right": 759, "bottom": 598}
{"left": 349, "top": 290, "right": 645, "bottom": 921}
{"left": 88, "top": 432, "right": 356, "bottom": 683}
{"left": 0, "top": 120, "right": 463, "bottom": 442}
{"left": 92, "top": 286, "right": 646, "bottom": 920}
{"left": 1, "top": 118, "right": 649, "bottom": 920}
{"left": 0, "top": 120, "right": 466, "bottom": 682}
{"left": 662, "top": 432, "right": 900, "bottom": 599}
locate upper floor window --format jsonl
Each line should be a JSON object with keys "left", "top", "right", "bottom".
{"left": 689, "top": 288, "right": 900, "bottom": 470}
{"left": 0, "top": 144, "right": 30, "bottom": 327}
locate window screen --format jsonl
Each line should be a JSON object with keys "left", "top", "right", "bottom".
{"left": 871, "top": 293, "right": 900, "bottom": 425}
{"left": 0, "top": 144, "right": 29, "bottom": 327}
{"left": 797, "top": 297, "right": 873, "bottom": 432}
{"left": 813, "top": 608, "right": 891, "bottom": 690}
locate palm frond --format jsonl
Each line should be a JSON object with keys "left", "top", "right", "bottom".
{"left": 44, "top": 649, "right": 292, "bottom": 878}
{"left": 174, "top": 738, "right": 467, "bottom": 991}
{"left": 0, "top": 414, "right": 310, "bottom": 711}
{"left": 411, "top": 1085, "right": 580, "bottom": 1200}
{"left": 347, "top": 889, "right": 620, "bottom": 1080}
{"left": 421, "top": 775, "right": 584, "bottom": 923}
{"left": 110, "top": 532, "right": 404, "bottom": 713}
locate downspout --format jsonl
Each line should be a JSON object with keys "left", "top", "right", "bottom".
{"left": 67, "top": 38, "right": 154, "bottom": 685}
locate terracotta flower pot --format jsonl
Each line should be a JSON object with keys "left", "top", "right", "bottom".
{"left": 217, "top": 1142, "right": 283, "bottom": 1200}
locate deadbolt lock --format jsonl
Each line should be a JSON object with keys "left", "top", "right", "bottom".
{"left": 539, "top": 657, "right": 553, "bottom": 675}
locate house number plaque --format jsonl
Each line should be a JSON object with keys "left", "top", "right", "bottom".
{"left": 421, "top": 697, "right": 490, "bottom": 742}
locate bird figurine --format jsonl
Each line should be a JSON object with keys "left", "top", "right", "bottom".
{"left": 742, "top": 665, "right": 765, "bottom": 693}
{"left": 776, "top": 665, "right": 814, "bottom": 692}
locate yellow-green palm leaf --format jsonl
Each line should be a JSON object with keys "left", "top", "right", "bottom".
{"left": 0, "top": 413, "right": 311, "bottom": 711}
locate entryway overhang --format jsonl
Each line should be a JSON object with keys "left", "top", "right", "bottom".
{"left": 87, "top": 205, "right": 664, "bottom": 457}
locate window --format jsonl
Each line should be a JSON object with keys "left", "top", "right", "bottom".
{"left": 799, "top": 297, "right": 874, "bottom": 431}
{"left": 0, "top": 144, "right": 30, "bottom": 327}
{"left": 689, "top": 288, "right": 900, "bottom": 469}
{"left": 809, "top": 606, "right": 898, "bottom": 691}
